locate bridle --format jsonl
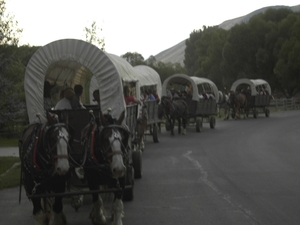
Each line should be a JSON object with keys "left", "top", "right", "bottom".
{"left": 100, "top": 125, "right": 129, "bottom": 160}
{"left": 44, "top": 123, "right": 70, "bottom": 159}
{"left": 37, "top": 123, "right": 70, "bottom": 169}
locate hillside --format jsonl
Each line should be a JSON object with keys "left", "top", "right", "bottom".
{"left": 154, "top": 4, "right": 300, "bottom": 66}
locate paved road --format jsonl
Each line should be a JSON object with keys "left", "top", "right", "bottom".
{"left": 1, "top": 110, "right": 300, "bottom": 225}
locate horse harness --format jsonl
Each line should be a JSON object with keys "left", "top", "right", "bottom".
{"left": 163, "top": 98, "right": 188, "bottom": 120}
{"left": 20, "top": 122, "right": 70, "bottom": 178}
{"left": 86, "top": 123, "right": 130, "bottom": 165}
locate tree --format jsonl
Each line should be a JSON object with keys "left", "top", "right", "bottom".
{"left": 184, "top": 29, "right": 203, "bottom": 76}
{"left": 84, "top": 21, "right": 105, "bottom": 51}
{"left": 274, "top": 14, "right": 300, "bottom": 97}
{"left": 0, "top": 0, "right": 22, "bottom": 45}
{"left": 194, "top": 26, "right": 227, "bottom": 88}
{"left": 145, "top": 55, "right": 157, "bottom": 66}
{"left": 0, "top": 0, "right": 25, "bottom": 135}
{"left": 121, "top": 52, "right": 145, "bottom": 66}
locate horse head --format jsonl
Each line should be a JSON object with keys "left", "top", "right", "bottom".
{"left": 45, "top": 112, "right": 71, "bottom": 175}
{"left": 98, "top": 110, "right": 127, "bottom": 178}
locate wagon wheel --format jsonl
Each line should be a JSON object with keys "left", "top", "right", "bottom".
{"left": 123, "top": 165, "right": 134, "bottom": 201}
{"left": 196, "top": 118, "right": 202, "bottom": 132}
{"left": 209, "top": 117, "right": 216, "bottom": 129}
{"left": 265, "top": 108, "right": 270, "bottom": 117}
{"left": 132, "top": 149, "right": 142, "bottom": 179}
{"left": 152, "top": 124, "right": 159, "bottom": 143}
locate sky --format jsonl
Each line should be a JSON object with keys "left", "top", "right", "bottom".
{"left": 5, "top": 0, "right": 300, "bottom": 59}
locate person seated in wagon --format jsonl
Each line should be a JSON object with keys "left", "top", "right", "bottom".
{"left": 71, "top": 84, "right": 86, "bottom": 109}
{"left": 54, "top": 87, "right": 75, "bottom": 110}
{"left": 123, "top": 85, "right": 141, "bottom": 105}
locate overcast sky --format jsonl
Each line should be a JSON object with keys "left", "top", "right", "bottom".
{"left": 5, "top": 0, "right": 300, "bottom": 59}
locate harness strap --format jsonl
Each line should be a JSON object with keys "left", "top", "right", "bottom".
{"left": 53, "top": 155, "right": 69, "bottom": 159}
{"left": 106, "top": 150, "right": 123, "bottom": 158}
{"left": 90, "top": 123, "right": 98, "bottom": 163}
{"left": 33, "top": 129, "right": 43, "bottom": 169}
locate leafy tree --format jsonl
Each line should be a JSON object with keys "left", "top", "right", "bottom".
{"left": 194, "top": 26, "right": 227, "bottom": 88}
{"left": 0, "top": 47, "right": 25, "bottom": 134}
{"left": 145, "top": 55, "right": 157, "bottom": 66}
{"left": 121, "top": 52, "right": 145, "bottom": 66}
{"left": 0, "top": 0, "right": 22, "bottom": 45}
{"left": 274, "top": 13, "right": 300, "bottom": 97}
{"left": 184, "top": 29, "right": 203, "bottom": 76}
{"left": 151, "top": 61, "right": 187, "bottom": 83}
{"left": 0, "top": 0, "right": 26, "bottom": 135}
{"left": 84, "top": 21, "right": 105, "bottom": 50}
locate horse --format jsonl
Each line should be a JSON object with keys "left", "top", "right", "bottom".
{"left": 228, "top": 90, "right": 248, "bottom": 119}
{"left": 82, "top": 110, "right": 130, "bottom": 225}
{"left": 161, "top": 96, "right": 189, "bottom": 136}
{"left": 217, "top": 90, "right": 230, "bottom": 120}
{"left": 19, "top": 112, "right": 71, "bottom": 225}
{"left": 136, "top": 103, "right": 148, "bottom": 151}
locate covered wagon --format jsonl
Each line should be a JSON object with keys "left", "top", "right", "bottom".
{"left": 134, "top": 65, "right": 162, "bottom": 143}
{"left": 162, "top": 74, "right": 219, "bottom": 132}
{"left": 24, "top": 39, "right": 139, "bottom": 201}
{"left": 230, "top": 78, "right": 271, "bottom": 118}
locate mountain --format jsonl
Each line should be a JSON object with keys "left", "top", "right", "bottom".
{"left": 154, "top": 4, "right": 300, "bottom": 66}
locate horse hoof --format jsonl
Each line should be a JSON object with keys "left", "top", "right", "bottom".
{"left": 49, "top": 211, "right": 67, "bottom": 225}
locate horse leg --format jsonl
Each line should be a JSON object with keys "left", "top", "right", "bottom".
{"left": 234, "top": 106, "right": 239, "bottom": 120}
{"left": 170, "top": 118, "right": 175, "bottom": 136}
{"left": 224, "top": 107, "right": 229, "bottom": 120}
{"left": 49, "top": 197, "right": 67, "bottom": 225}
{"left": 111, "top": 198, "right": 124, "bottom": 225}
{"left": 178, "top": 118, "right": 181, "bottom": 134}
{"left": 157, "top": 122, "right": 161, "bottom": 133}
{"left": 89, "top": 183, "right": 107, "bottom": 225}
{"left": 32, "top": 198, "right": 48, "bottom": 225}
{"left": 89, "top": 193, "right": 107, "bottom": 225}
{"left": 25, "top": 176, "right": 48, "bottom": 225}
{"left": 111, "top": 179, "right": 125, "bottom": 225}
{"left": 50, "top": 177, "right": 67, "bottom": 225}
{"left": 182, "top": 117, "right": 187, "bottom": 135}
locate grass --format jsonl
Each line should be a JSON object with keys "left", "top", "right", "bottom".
{"left": 0, "top": 137, "right": 19, "bottom": 147}
{"left": 0, "top": 157, "right": 21, "bottom": 190}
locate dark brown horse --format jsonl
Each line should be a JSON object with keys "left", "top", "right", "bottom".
{"left": 229, "top": 90, "right": 248, "bottom": 119}
{"left": 161, "top": 96, "right": 189, "bottom": 136}
{"left": 82, "top": 110, "right": 131, "bottom": 225}
{"left": 19, "top": 112, "right": 71, "bottom": 225}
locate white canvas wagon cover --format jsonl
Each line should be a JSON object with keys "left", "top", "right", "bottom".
{"left": 89, "top": 53, "right": 141, "bottom": 106}
{"left": 161, "top": 74, "right": 219, "bottom": 102}
{"left": 24, "top": 39, "right": 126, "bottom": 123}
{"left": 230, "top": 78, "right": 272, "bottom": 96}
{"left": 190, "top": 76, "right": 219, "bottom": 102}
{"left": 134, "top": 65, "right": 162, "bottom": 100}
